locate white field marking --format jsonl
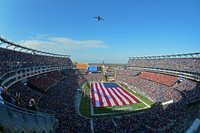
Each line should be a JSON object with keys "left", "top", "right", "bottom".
{"left": 91, "top": 106, "right": 150, "bottom": 116}
{"left": 93, "top": 83, "right": 100, "bottom": 107}
{"left": 90, "top": 119, "right": 94, "bottom": 133}
{"left": 90, "top": 82, "right": 94, "bottom": 115}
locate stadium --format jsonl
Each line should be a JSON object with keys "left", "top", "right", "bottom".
{"left": 0, "top": 36, "right": 200, "bottom": 133}
{"left": 1, "top": 1, "right": 200, "bottom": 133}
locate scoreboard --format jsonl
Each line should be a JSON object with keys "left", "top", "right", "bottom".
{"left": 88, "top": 66, "right": 98, "bottom": 72}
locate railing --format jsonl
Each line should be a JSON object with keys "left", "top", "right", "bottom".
{"left": 127, "top": 66, "right": 200, "bottom": 82}
{"left": 129, "top": 52, "right": 200, "bottom": 59}
{"left": 0, "top": 36, "right": 70, "bottom": 58}
{"left": 0, "top": 65, "right": 71, "bottom": 89}
{"left": 0, "top": 99, "right": 58, "bottom": 133}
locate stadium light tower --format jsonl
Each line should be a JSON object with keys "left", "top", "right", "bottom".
{"left": 114, "top": 68, "right": 117, "bottom": 81}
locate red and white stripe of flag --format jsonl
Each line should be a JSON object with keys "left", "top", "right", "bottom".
{"left": 90, "top": 82, "right": 140, "bottom": 107}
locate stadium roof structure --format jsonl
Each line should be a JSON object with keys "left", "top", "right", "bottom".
{"left": 129, "top": 52, "right": 200, "bottom": 59}
{"left": 0, "top": 36, "right": 71, "bottom": 58}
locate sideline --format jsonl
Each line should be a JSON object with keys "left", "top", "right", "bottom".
{"left": 90, "top": 82, "right": 94, "bottom": 115}
{"left": 75, "top": 86, "right": 82, "bottom": 115}
{"left": 90, "top": 119, "right": 94, "bottom": 133}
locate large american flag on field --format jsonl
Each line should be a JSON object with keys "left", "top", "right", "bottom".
{"left": 90, "top": 82, "right": 140, "bottom": 107}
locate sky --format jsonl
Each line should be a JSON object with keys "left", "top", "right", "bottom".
{"left": 0, "top": 0, "right": 200, "bottom": 63}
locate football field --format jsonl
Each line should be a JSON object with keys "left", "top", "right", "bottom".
{"left": 79, "top": 82, "right": 154, "bottom": 117}
{"left": 90, "top": 82, "right": 140, "bottom": 107}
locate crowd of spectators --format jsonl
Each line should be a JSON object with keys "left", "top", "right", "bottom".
{"left": 82, "top": 69, "right": 199, "bottom": 132}
{"left": 175, "top": 79, "right": 200, "bottom": 103}
{"left": 84, "top": 73, "right": 104, "bottom": 82}
{"left": 116, "top": 69, "right": 141, "bottom": 77}
{"left": 116, "top": 69, "right": 200, "bottom": 104}
{"left": 0, "top": 47, "right": 72, "bottom": 76}
{"left": 9, "top": 82, "right": 42, "bottom": 108}
{"left": 2, "top": 68, "right": 199, "bottom": 132}
{"left": 117, "top": 74, "right": 182, "bottom": 102}
{"left": 3, "top": 69, "right": 90, "bottom": 132}
{"left": 1, "top": 46, "right": 200, "bottom": 132}
{"left": 27, "top": 71, "right": 67, "bottom": 92}
{"left": 0, "top": 84, "right": 39, "bottom": 112}
{"left": 38, "top": 70, "right": 91, "bottom": 132}
{"left": 128, "top": 58, "right": 200, "bottom": 73}
{"left": 139, "top": 72, "right": 178, "bottom": 86}
{"left": 92, "top": 101, "right": 198, "bottom": 132}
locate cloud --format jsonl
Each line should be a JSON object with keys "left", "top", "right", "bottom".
{"left": 51, "top": 37, "right": 109, "bottom": 49}
{"left": 19, "top": 40, "right": 55, "bottom": 49}
{"left": 18, "top": 35, "right": 109, "bottom": 50}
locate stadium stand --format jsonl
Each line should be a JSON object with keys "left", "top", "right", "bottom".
{"left": 38, "top": 70, "right": 91, "bottom": 132}
{"left": 27, "top": 71, "right": 67, "bottom": 92}
{"left": 117, "top": 74, "right": 183, "bottom": 102}
{"left": 0, "top": 36, "right": 200, "bottom": 132}
{"left": 0, "top": 37, "right": 71, "bottom": 132}
{"left": 0, "top": 47, "right": 72, "bottom": 76}
{"left": 84, "top": 73, "right": 104, "bottom": 82}
{"left": 91, "top": 97, "right": 198, "bottom": 132}
{"left": 175, "top": 79, "right": 200, "bottom": 103}
{"left": 138, "top": 71, "right": 178, "bottom": 86}
{"left": 128, "top": 58, "right": 200, "bottom": 73}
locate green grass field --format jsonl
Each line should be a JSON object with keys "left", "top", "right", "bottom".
{"left": 79, "top": 82, "right": 155, "bottom": 118}
{"left": 79, "top": 82, "right": 91, "bottom": 117}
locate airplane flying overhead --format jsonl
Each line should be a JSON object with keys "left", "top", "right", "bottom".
{"left": 94, "top": 16, "right": 105, "bottom": 21}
